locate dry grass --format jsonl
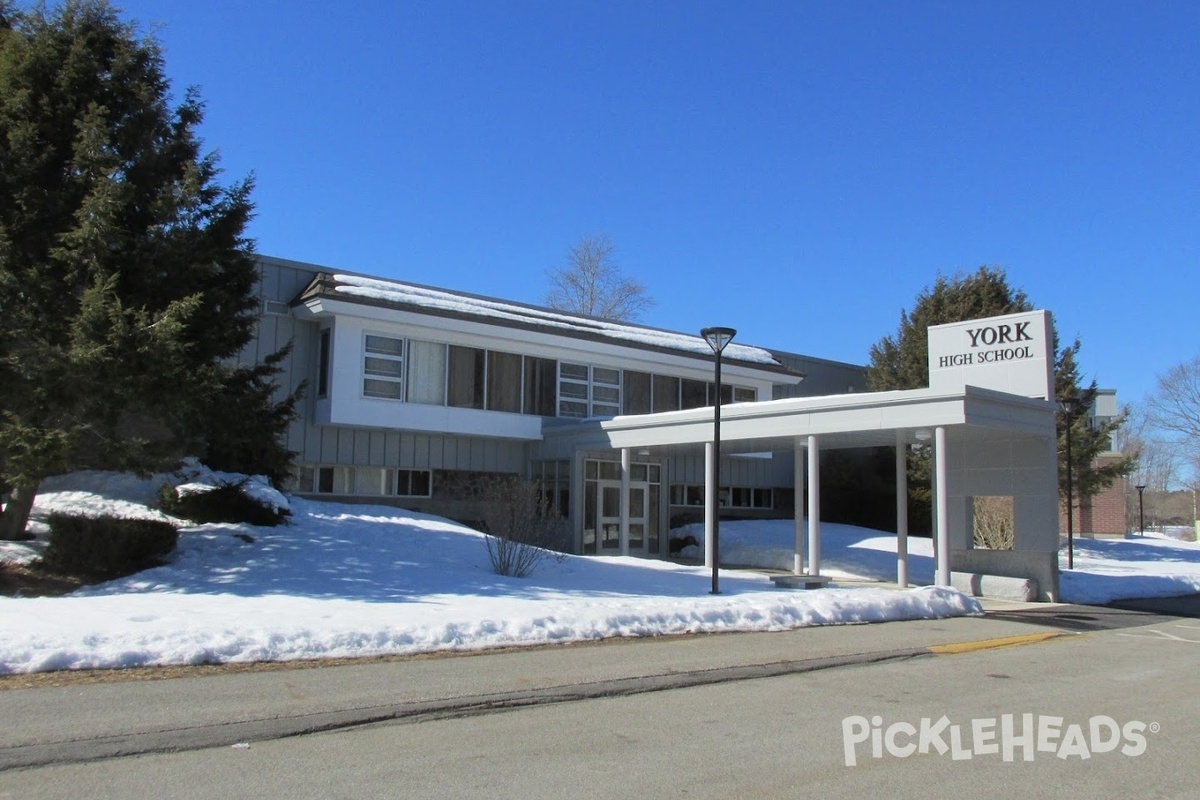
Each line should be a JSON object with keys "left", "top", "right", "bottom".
{"left": 0, "top": 562, "right": 86, "bottom": 598}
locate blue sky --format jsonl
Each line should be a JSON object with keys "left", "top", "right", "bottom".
{"left": 114, "top": 0, "right": 1197, "bottom": 404}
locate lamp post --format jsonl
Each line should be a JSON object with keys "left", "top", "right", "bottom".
{"left": 1059, "top": 396, "right": 1083, "bottom": 570}
{"left": 1135, "top": 484, "right": 1147, "bottom": 537}
{"left": 701, "top": 326, "right": 736, "bottom": 595}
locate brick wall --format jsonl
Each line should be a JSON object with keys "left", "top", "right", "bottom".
{"left": 1060, "top": 455, "right": 1128, "bottom": 536}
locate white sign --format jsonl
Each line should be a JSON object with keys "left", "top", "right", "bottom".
{"left": 927, "top": 310, "right": 1054, "bottom": 399}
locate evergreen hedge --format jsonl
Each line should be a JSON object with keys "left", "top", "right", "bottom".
{"left": 41, "top": 514, "right": 179, "bottom": 579}
{"left": 158, "top": 482, "right": 288, "bottom": 527}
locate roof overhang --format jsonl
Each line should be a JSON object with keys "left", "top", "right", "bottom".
{"left": 291, "top": 272, "right": 802, "bottom": 383}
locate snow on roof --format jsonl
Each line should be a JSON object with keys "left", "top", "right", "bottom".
{"left": 330, "top": 273, "right": 782, "bottom": 366}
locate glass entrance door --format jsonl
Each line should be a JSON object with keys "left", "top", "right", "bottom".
{"left": 596, "top": 480, "right": 650, "bottom": 555}
{"left": 582, "top": 459, "right": 661, "bottom": 557}
{"left": 598, "top": 481, "right": 622, "bottom": 552}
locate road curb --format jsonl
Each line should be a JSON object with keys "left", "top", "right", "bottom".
{"left": 0, "top": 645, "right": 932, "bottom": 772}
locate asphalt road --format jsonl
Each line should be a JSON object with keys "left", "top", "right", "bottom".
{"left": 2, "top": 602, "right": 1198, "bottom": 799}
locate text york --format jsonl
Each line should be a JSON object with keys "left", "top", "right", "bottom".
{"left": 965, "top": 322, "right": 1032, "bottom": 348}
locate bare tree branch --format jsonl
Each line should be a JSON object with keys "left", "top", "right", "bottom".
{"left": 1147, "top": 356, "right": 1200, "bottom": 474}
{"left": 544, "top": 234, "right": 655, "bottom": 322}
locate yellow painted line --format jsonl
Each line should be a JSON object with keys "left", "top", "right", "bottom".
{"left": 929, "top": 631, "right": 1065, "bottom": 655}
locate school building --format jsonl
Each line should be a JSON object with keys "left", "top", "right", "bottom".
{"left": 248, "top": 255, "right": 1069, "bottom": 600}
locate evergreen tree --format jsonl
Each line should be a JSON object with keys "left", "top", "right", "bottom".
{"left": 192, "top": 345, "right": 302, "bottom": 487}
{"left": 0, "top": 0, "right": 295, "bottom": 538}
{"left": 867, "top": 266, "right": 1132, "bottom": 532}
{"left": 1055, "top": 339, "right": 1134, "bottom": 501}
{"left": 866, "top": 266, "right": 1032, "bottom": 390}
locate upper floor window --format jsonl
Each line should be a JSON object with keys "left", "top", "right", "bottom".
{"left": 524, "top": 356, "right": 557, "bottom": 416}
{"left": 363, "top": 334, "right": 405, "bottom": 399}
{"left": 559, "top": 363, "right": 622, "bottom": 419}
{"left": 448, "top": 345, "right": 485, "bottom": 409}
{"left": 355, "top": 332, "right": 760, "bottom": 418}
{"left": 734, "top": 386, "right": 756, "bottom": 403}
{"left": 407, "top": 340, "right": 447, "bottom": 405}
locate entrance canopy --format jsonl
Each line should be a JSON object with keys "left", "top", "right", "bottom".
{"left": 542, "top": 384, "right": 1061, "bottom": 600}
{"left": 596, "top": 384, "right": 1054, "bottom": 453}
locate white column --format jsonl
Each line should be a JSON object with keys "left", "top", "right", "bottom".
{"left": 620, "top": 447, "right": 631, "bottom": 557}
{"left": 935, "top": 426, "right": 950, "bottom": 587}
{"left": 807, "top": 435, "right": 821, "bottom": 576}
{"left": 895, "top": 431, "right": 909, "bottom": 588}
{"left": 704, "top": 440, "right": 715, "bottom": 569}
{"left": 794, "top": 440, "right": 805, "bottom": 575}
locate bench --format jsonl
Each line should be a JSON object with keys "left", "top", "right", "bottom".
{"left": 770, "top": 573, "right": 833, "bottom": 590}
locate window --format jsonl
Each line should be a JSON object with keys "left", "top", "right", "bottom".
{"left": 734, "top": 386, "right": 756, "bottom": 403}
{"left": 592, "top": 367, "right": 621, "bottom": 417}
{"left": 305, "top": 465, "right": 431, "bottom": 498}
{"left": 532, "top": 460, "right": 570, "bottom": 518}
{"left": 396, "top": 469, "right": 433, "bottom": 497}
{"left": 523, "top": 357, "right": 557, "bottom": 416}
{"left": 731, "top": 487, "right": 774, "bottom": 509}
{"left": 407, "top": 340, "right": 447, "bottom": 405}
{"left": 317, "top": 329, "right": 331, "bottom": 398}
{"left": 558, "top": 363, "right": 590, "bottom": 418}
{"left": 623, "top": 371, "right": 651, "bottom": 415}
{"left": 347, "top": 333, "right": 766, "bottom": 421}
{"left": 652, "top": 375, "right": 680, "bottom": 412}
{"left": 315, "top": 466, "right": 355, "bottom": 494}
{"left": 681, "top": 379, "right": 707, "bottom": 409}
{"left": 487, "top": 350, "right": 522, "bottom": 413}
{"left": 559, "top": 363, "right": 622, "bottom": 418}
{"left": 672, "top": 484, "right": 772, "bottom": 509}
{"left": 318, "top": 467, "right": 335, "bottom": 493}
{"left": 363, "top": 334, "right": 405, "bottom": 399}
{"left": 448, "top": 345, "right": 485, "bottom": 409}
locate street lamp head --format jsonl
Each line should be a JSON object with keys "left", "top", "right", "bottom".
{"left": 1058, "top": 396, "right": 1083, "bottom": 415}
{"left": 701, "top": 326, "right": 737, "bottom": 354}
{"left": 1135, "top": 484, "right": 1147, "bottom": 492}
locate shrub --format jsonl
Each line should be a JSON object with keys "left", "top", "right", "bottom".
{"left": 41, "top": 514, "right": 179, "bottom": 579}
{"left": 973, "top": 496, "right": 1015, "bottom": 550}
{"left": 479, "top": 476, "right": 566, "bottom": 578}
{"left": 159, "top": 481, "right": 288, "bottom": 527}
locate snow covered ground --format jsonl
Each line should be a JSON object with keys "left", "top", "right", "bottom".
{"left": 0, "top": 468, "right": 1197, "bottom": 675}
{"left": 675, "top": 519, "right": 1200, "bottom": 605}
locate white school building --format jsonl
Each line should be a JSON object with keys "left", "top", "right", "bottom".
{"left": 250, "top": 255, "right": 1062, "bottom": 601}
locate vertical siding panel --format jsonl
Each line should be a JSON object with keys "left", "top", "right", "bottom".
{"left": 263, "top": 261, "right": 281, "bottom": 302}
{"left": 400, "top": 434, "right": 415, "bottom": 466}
{"left": 256, "top": 317, "right": 279, "bottom": 364}
{"left": 353, "top": 430, "right": 371, "bottom": 465}
{"left": 384, "top": 431, "right": 403, "bottom": 470}
{"left": 503, "top": 442, "right": 526, "bottom": 473}
{"left": 432, "top": 436, "right": 448, "bottom": 469}
{"left": 301, "top": 422, "right": 316, "bottom": 464}
{"left": 337, "top": 428, "right": 354, "bottom": 464}
{"left": 320, "top": 427, "right": 339, "bottom": 463}
{"left": 255, "top": 261, "right": 324, "bottom": 476}
{"left": 421, "top": 435, "right": 438, "bottom": 469}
